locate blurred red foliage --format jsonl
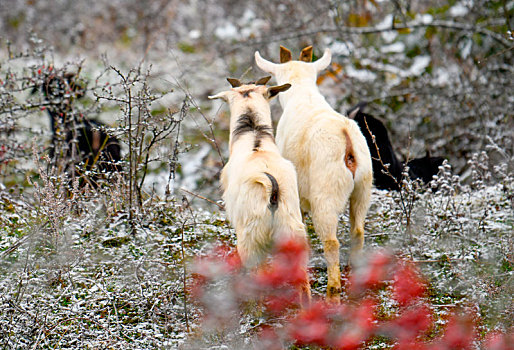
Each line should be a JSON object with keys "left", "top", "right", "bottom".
{"left": 288, "top": 301, "right": 332, "bottom": 346}
{"left": 349, "top": 249, "right": 392, "bottom": 293}
{"left": 191, "top": 242, "right": 511, "bottom": 349}
{"left": 483, "top": 331, "right": 514, "bottom": 350}
{"left": 254, "top": 238, "right": 309, "bottom": 289}
{"left": 392, "top": 262, "right": 427, "bottom": 306}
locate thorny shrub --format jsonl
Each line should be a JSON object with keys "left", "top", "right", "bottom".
{"left": 0, "top": 39, "right": 186, "bottom": 230}
{"left": 191, "top": 242, "right": 512, "bottom": 349}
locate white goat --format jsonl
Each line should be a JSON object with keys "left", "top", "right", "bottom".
{"left": 209, "top": 77, "right": 311, "bottom": 298}
{"left": 255, "top": 46, "right": 373, "bottom": 302}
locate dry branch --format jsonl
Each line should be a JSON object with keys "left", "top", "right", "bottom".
{"left": 231, "top": 19, "right": 512, "bottom": 50}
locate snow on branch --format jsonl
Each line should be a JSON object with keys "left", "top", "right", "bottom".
{"left": 237, "top": 19, "right": 512, "bottom": 49}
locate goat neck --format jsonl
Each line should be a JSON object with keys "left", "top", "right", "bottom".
{"left": 210, "top": 84, "right": 275, "bottom": 155}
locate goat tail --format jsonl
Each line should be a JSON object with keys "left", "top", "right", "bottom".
{"left": 248, "top": 172, "right": 280, "bottom": 214}
{"left": 264, "top": 172, "right": 279, "bottom": 213}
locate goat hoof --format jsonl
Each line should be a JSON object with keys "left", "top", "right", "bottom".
{"left": 326, "top": 286, "right": 341, "bottom": 304}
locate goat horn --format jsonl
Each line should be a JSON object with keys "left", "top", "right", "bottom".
{"left": 312, "top": 48, "right": 332, "bottom": 72}
{"left": 255, "top": 51, "right": 279, "bottom": 75}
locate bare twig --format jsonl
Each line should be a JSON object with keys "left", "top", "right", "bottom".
{"left": 180, "top": 187, "right": 224, "bottom": 210}
{"left": 165, "top": 51, "right": 225, "bottom": 166}
{"left": 178, "top": 195, "right": 197, "bottom": 334}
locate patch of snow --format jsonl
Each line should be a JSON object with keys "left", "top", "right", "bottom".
{"left": 376, "top": 14, "right": 393, "bottom": 31}
{"left": 433, "top": 64, "right": 460, "bottom": 86}
{"left": 189, "top": 29, "right": 201, "bottom": 40}
{"left": 450, "top": 2, "right": 469, "bottom": 17}
{"left": 376, "top": 15, "right": 398, "bottom": 43}
{"left": 241, "top": 8, "right": 255, "bottom": 22}
{"left": 241, "top": 18, "right": 267, "bottom": 39}
{"left": 144, "top": 170, "right": 172, "bottom": 197}
{"left": 215, "top": 23, "right": 238, "bottom": 40}
{"left": 346, "top": 65, "right": 377, "bottom": 82}
{"left": 329, "top": 41, "right": 354, "bottom": 56}
{"left": 459, "top": 37, "right": 473, "bottom": 59}
{"left": 382, "top": 30, "right": 398, "bottom": 43}
{"left": 380, "top": 42, "right": 405, "bottom": 53}
{"left": 408, "top": 55, "right": 430, "bottom": 76}
{"left": 415, "top": 13, "right": 433, "bottom": 24}
{"left": 178, "top": 143, "right": 211, "bottom": 191}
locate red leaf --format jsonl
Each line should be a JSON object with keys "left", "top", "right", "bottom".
{"left": 254, "top": 238, "right": 309, "bottom": 289}
{"left": 393, "top": 262, "right": 426, "bottom": 306}
{"left": 393, "top": 340, "right": 429, "bottom": 350}
{"left": 354, "top": 298, "right": 377, "bottom": 332}
{"left": 350, "top": 250, "right": 392, "bottom": 293}
{"left": 258, "top": 326, "right": 283, "bottom": 350}
{"left": 436, "top": 314, "right": 476, "bottom": 349}
{"left": 386, "top": 304, "right": 433, "bottom": 341}
{"left": 288, "top": 301, "right": 331, "bottom": 346}
{"left": 483, "top": 331, "right": 514, "bottom": 350}
{"left": 264, "top": 292, "right": 297, "bottom": 314}
{"left": 333, "top": 332, "right": 365, "bottom": 350}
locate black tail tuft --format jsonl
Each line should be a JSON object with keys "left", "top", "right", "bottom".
{"left": 264, "top": 172, "right": 279, "bottom": 213}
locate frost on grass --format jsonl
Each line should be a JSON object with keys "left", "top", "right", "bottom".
{"left": 0, "top": 194, "right": 233, "bottom": 348}
{"left": 1, "top": 1, "right": 513, "bottom": 348}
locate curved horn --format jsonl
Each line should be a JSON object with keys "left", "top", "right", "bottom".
{"left": 313, "top": 48, "right": 332, "bottom": 72}
{"left": 255, "top": 76, "right": 272, "bottom": 85}
{"left": 227, "top": 78, "right": 242, "bottom": 88}
{"left": 255, "top": 51, "right": 279, "bottom": 75}
{"left": 208, "top": 91, "right": 229, "bottom": 101}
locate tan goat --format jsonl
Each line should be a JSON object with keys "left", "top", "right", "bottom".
{"left": 255, "top": 46, "right": 373, "bottom": 302}
{"left": 209, "top": 77, "right": 311, "bottom": 300}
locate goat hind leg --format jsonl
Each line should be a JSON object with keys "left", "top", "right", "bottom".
{"left": 349, "top": 174, "right": 372, "bottom": 265}
{"left": 312, "top": 210, "right": 341, "bottom": 303}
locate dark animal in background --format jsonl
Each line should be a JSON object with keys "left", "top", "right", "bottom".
{"left": 348, "top": 102, "right": 403, "bottom": 190}
{"left": 35, "top": 72, "right": 121, "bottom": 186}
{"left": 406, "top": 152, "right": 444, "bottom": 185}
{"left": 348, "top": 103, "right": 444, "bottom": 190}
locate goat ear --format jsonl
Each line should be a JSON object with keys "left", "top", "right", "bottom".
{"left": 226, "top": 78, "right": 241, "bottom": 88}
{"left": 280, "top": 46, "right": 292, "bottom": 63}
{"left": 313, "top": 48, "right": 332, "bottom": 72}
{"left": 267, "top": 83, "right": 291, "bottom": 99}
{"left": 299, "top": 46, "right": 313, "bottom": 62}
{"left": 255, "top": 51, "right": 279, "bottom": 74}
{"left": 208, "top": 91, "right": 229, "bottom": 101}
{"left": 255, "top": 76, "right": 271, "bottom": 85}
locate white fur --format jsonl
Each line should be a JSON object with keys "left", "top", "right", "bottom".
{"left": 209, "top": 84, "right": 308, "bottom": 267}
{"left": 255, "top": 49, "right": 373, "bottom": 301}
